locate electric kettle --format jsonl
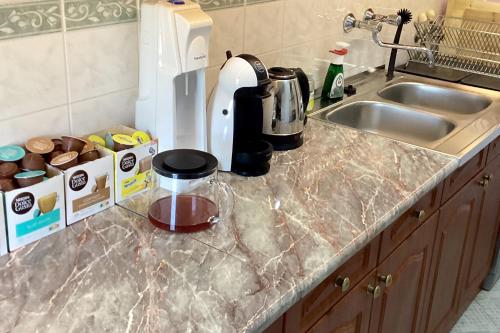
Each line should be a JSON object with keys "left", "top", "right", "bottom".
{"left": 264, "top": 67, "right": 310, "bottom": 151}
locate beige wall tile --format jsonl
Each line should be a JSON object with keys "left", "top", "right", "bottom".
{"left": 205, "top": 66, "right": 220, "bottom": 102}
{"left": 70, "top": 88, "right": 137, "bottom": 136}
{"left": 244, "top": 1, "right": 284, "bottom": 55}
{"left": 65, "top": 22, "right": 138, "bottom": 102}
{"left": 0, "top": 33, "right": 67, "bottom": 121}
{"left": 282, "top": 0, "right": 326, "bottom": 48}
{"left": 0, "top": 106, "right": 69, "bottom": 145}
{"left": 208, "top": 7, "right": 245, "bottom": 66}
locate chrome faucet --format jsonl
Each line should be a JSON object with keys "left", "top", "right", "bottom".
{"left": 343, "top": 12, "right": 435, "bottom": 68}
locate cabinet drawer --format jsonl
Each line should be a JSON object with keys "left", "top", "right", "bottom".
{"left": 307, "top": 271, "right": 378, "bottom": 333}
{"left": 284, "top": 235, "right": 381, "bottom": 333}
{"left": 487, "top": 135, "right": 500, "bottom": 163}
{"left": 442, "top": 147, "right": 488, "bottom": 203}
{"left": 379, "top": 183, "right": 444, "bottom": 261}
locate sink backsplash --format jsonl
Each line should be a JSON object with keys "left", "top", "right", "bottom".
{"left": 0, "top": 0, "right": 444, "bottom": 145}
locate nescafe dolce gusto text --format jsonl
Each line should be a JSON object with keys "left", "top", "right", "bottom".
{"left": 148, "top": 149, "right": 222, "bottom": 233}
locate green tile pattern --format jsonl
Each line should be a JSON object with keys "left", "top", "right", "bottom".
{"left": 196, "top": 0, "right": 244, "bottom": 11}
{"left": 0, "top": 0, "right": 277, "bottom": 40}
{"left": 64, "top": 0, "right": 137, "bottom": 30}
{"left": 0, "top": 1, "right": 62, "bottom": 40}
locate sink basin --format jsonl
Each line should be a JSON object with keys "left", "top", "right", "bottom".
{"left": 379, "top": 82, "right": 492, "bottom": 114}
{"left": 324, "top": 101, "right": 456, "bottom": 147}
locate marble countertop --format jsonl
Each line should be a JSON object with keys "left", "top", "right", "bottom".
{"left": 0, "top": 119, "right": 462, "bottom": 333}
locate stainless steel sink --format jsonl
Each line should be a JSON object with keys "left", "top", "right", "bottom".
{"left": 311, "top": 72, "right": 500, "bottom": 161}
{"left": 378, "top": 82, "right": 492, "bottom": 114}
{"left": 323, "top": 101, "right": 456, "bottom": 147}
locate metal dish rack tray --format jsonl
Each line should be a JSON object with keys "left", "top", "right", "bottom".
{"left": 410, "top": 16, "right": 500, "bottom": 77}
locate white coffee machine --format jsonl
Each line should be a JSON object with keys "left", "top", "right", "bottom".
{"left": 135, "top": 0, "right": 213, "bottom": 152}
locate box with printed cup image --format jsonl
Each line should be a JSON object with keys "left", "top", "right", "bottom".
{"left": 3, "top": 165, "right": 66, "bottom": 251}
{"left": 86, "top": 126, "right": 157, "bottom": 203}
{"left": 55, "top": 147, "right": 115, "bottom": 226}
{"left": 0, "top": 193, "right": 7, "bottom": 256}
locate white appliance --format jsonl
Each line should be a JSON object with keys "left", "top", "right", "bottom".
{"left": 208, "top": 53, "right": 273, "bottom": 176}
{"left": 135, "top": 0, "right": 213, "bottom": 152}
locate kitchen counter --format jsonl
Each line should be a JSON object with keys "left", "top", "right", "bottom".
{"left": 0, "top": 119, "right": 465, "bottom": 332}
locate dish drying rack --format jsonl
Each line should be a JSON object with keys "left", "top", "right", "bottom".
{"left": 410, "top": 16, "right": 500, "bottom": 78}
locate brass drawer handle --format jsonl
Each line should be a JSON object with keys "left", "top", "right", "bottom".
{"left": 378, "top": 274, "right": 393, "bottom": 287}
{"left": 479, "top": 174, "right": 492, "bottom": 188}
{"left": 415, "top": 210, "right": 426, "bottom": 222}
{"left": 334, "top": 276, "right": 351, "bottom": 292}
{"left": 367, "top": 284, "right": 381, "bottom": 299}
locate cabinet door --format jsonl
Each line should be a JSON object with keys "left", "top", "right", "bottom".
{"left": 284, "top": 236, "right": 381, "bottom": 333}
{"left": 487, "top": 136, "right": 500, "bottom": 163}
{"left": 379, "top": 184, "right": 443, "bottom": 261}
{"left": 307, "top": 272, "right": 378, "bottom": 333}
{"left": 460, "top": 154, "right": 500, "bottom": 310}
{"left": 370, "top": 212, "right": 439, "bottom": 333}
{"left": 423, "top": 178, "right": 483, "bottom": 333}
{"left": 441, "top": 148, "right": 487, "bottom": 203}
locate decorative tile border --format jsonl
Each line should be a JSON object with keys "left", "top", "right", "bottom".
{"left": 0, "top": 1, "right": 62, "bottom": 40}
{"left": 0, "top": 0, "right": 277, "bottom": 40}
{"left": 64, "top": 0, "right": 137, "bottom": 30}
{"left": 196, "top": 0, "right": 244, "bottom": 11}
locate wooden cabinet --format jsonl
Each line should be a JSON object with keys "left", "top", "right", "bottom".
{"left": 370, "top": 213, "right": 439, "bottom": 333}
{"left": 460, "top": 154, "right": 500, "bottom": 312}
{"left": 487, "top": 136, "right": 500, "bottom": 163}
{"left": 267, "top": 139, "right": 500, "bottom": 333}
{"left": 308, "top": 272, "right": 378, "bottom": 333}
{"left": 441, "top": 148, "right": 487, "bottom": 203}
{"left": 283, "top": 236, "right": 380, "bottom": 333}
{"left": 424, "top": 175, "right": 484, "bottom": 333}
{"left": 379, "top": 184, "right": 443, "bottom": 261}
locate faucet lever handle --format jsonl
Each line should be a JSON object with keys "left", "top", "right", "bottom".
{"left": 363, "top": 8, "right": 401, "bottom": 26}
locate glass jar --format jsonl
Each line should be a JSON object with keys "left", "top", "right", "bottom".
{"left": 147, "top": 149, "right": 221, "bottom": 233}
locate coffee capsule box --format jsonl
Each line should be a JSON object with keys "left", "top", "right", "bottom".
{"left": 3, "top": 165, "right": 66, "bottom": 251}
{"left": 0, "top": 193, "right": 7, "bottom": 256}
{"left": 59, "top": 147, "right": 115, "bottom": 225}
{"left": 89, "top": 126, "right": 157, "bottom": 203}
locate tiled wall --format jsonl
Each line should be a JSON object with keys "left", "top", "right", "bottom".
{"left": 0, "top": 0, "right": 445, "bottom": 145}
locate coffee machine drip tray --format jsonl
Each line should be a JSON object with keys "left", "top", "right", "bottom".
{"left": 263, "top": 132, "right": 304, "bottom": 151}
{"left": 231, "top": 140, "right": 273, "bottom": 177}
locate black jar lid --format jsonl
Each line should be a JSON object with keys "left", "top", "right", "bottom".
{"left": 153, "top": 149, "right": 218, "bottom": 180}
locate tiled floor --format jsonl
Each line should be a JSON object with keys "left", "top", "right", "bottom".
{"left": 452, "top": 281, "right": 500, "bottom": 333}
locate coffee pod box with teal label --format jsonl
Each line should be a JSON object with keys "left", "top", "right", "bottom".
{"left": 89, "top": 126, "right": 157, "bottom": 203}
{"left": 0, "top": 193, "right": 7, "bottom": 256}
{"left": 60, "top": 148, "right": 115, "bottom": 225}
{"left": 4, "top": 165, "right": 66, "bottom": 251}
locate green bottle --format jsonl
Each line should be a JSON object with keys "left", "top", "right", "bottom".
{"left": 321, "top": 42, "right": 349, "bottom": 102}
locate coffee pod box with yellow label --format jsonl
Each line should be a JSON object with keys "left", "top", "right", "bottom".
{"left": 61, "top": 148, "right": 115, "bottom": 225}
{"left": 3, "top": 165, "right": 66, "bottom": 251}
{"left": 0, "top": 193, "right": 7, "bottom": 256}
{"left": 89, "top": 126, "right": 157, "bottom": 203}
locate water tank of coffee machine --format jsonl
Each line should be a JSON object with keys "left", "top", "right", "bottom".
{"left": 135, "top": 0, "right": 213, "bottom": 152}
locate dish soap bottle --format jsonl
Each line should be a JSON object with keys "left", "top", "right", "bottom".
{"left": 321, "top": 42, "right": 349, "bottom": 101}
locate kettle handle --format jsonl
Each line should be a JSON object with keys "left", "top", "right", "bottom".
{"left": 292, "top": 68, "right": 310, "bottom": 116}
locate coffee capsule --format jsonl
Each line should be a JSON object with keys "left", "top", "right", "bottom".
{"left": 61, "top": 136, "right": 87, "bottom": 154}
{"left": 0, "top": 162, "right": 20, "bottom": 179}
{"left": 21, "top": 153, "right": 46, "bottom": 171}
{"left": 14, "top": 170, "right": 46, "bottom": 188}
{"left": 88, "top": 135, "right": 106, "bottom": 147}
{"left": 0, "top": 145, "right": 25, "bottom": 162}
{"left": 132, "top": 131, "right": 151, "bottom": 144}
{"left": 0, "top": 178, "right": 17, "bottom": 192}
{"left": 50, "top": 151, "right": 79, "bottom": 170}
{"left": 79, "top": 149, "right": 100, "bottom": 163}
{"left": 112, "top": 134, "right": 139, "bottom": 152}
{"left": 26, "top": 137, "right": 55, "bottom": 154}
